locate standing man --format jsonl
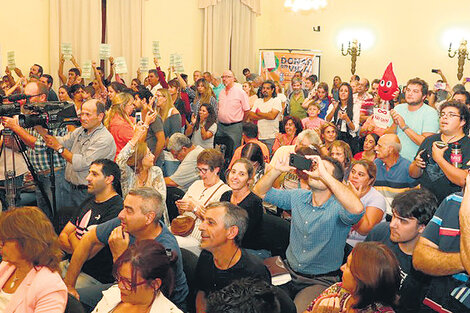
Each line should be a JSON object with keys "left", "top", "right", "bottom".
{"left": 386, "top": 78, "right": 439, "bottom": 161}
{"left": 1, "top": 81, "right": 67, "bottom": 218}
{"left": 217, "top": 70, "right": 250, "bottom": 151}
{"left": 42, "top": 99, "right": 116, "bottom": 208}
{"left": 409, "top": 100, "right": 470, "bottom": 203}
{"left": 247, "top": 80, "right": 282, "bottom": 152}
{"left": 39, "top": 74, "right": 59, "bottom": 101}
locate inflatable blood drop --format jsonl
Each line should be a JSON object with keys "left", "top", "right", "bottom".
{"left": 378, "top": 63, "right": 398, "bottom": 101}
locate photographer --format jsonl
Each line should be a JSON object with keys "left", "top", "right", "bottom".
{"left": 409, "top": 100, "right": 470, "bottom": 203}
{"left": 41, "top": 99, "right": 116, "bottom": 208}
{"left": 1, "top": 81, "right": 67, "bottom": 217}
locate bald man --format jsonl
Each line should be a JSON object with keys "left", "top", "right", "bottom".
{"left": 374, "top": 134, "right": 418, "bottom": 214}
{"left": 216, "top": 70, "right": 250, "bottom": 154}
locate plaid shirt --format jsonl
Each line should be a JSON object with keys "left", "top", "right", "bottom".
{"left": 27, "top": 127, "right": 67, "bottom": 172}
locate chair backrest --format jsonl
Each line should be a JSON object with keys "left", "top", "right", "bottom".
{"left": 260, "top": 214, "right": 291, "bottom": 258}
{"left": 65, "top": 294, "right": 85, "bottom": 313}
{"left": 180, "top": 248, "right": 199, "bottom": 313}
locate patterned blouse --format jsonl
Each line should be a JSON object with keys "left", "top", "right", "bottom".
{"left": 116, "top": 142, "right": 170, "bottom": 226}
{"left": 306, "top": 283, "right": 395, "bottom": 313}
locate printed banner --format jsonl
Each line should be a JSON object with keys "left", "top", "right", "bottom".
{"left": 372, "top": 107, "right": 391, "bottom": 129}
{"left": 260, "top": 51, "right": 317, "bottom": 84}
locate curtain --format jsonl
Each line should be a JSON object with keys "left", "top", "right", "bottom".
{"left": 49, "top": 0, "right": 102, "bottom": 89}
{"left": 106, "top": 0, "right": 143, "bottom": 84}
{"left": 199, "top": 0, "right": 260, "bottom": 80}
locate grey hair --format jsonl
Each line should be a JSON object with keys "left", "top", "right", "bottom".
{"left": 382, "top": 134, "right": 402, "bottom": 153}
{"left": 127, "top": 187, "right": 164, "bottom": 223}
{"left": 297, "top": 129, "right": 321, "bottom": 146}
{"left": 167, "top": 133, "right": 192, "bottom": 152}
{"left": 205, "top": 202, "right": 248, "bottom": 246}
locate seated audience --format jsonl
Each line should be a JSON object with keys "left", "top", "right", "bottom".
{"left": 221, "top": 158, "right": 265, "bottom": 254}
{"left": 366, "top": 189, "right": 438, "bottom": 313}
{"left": 374, "top": 134, "right": 418, "bottom": 214}
{"left": 304, "top": 242, "right": 399, "bottom": 313}
{"left": 0, "top": 207, "right": 67, "bottom": 312}
{"left": 185, "top": 102, "right": 218, "bottom": 149}
{"left": 58, "top": 84, "right": 72, "bottom": 102}
{"left": 254, "top": 154, "right": 364, "bottom": 312}
{"left": 63, "top": 187, "right": 188, "bottom": 310}
{"left": 104, "top": 92, "right": 136, "bottom": 157}
{"left": 346, "top": 159, "right": 386, "bottom": 247}
{"left": 353, "top": 133, "right": 379, "bottom": 161}
{"left": 92, "top": 240, "right": 183, "bottom": 313}
{"left": 328, "top": 140, "right": 353, "bottom": 176}
{"left": 194, "top": 202, "right": 271, "bottom": 312}
{"left": 229, "top": 122, "right": 270, "bottom": 169}
{"left": 164, "top": 133, "right": 205, "bottom": 192}
{"left": 409, "top": 100, "right": 470, "bottom": 203}
{"left": 107, "top": 81, "right": 127, "bottom": 105}
{"left": 273, "top": 116, "right": 303, "bottom": 154}
{"left": 59, "top": 159, "right": 123, "bottom": 286}
{"left": 319, "top": 122, "right": 338, "bottom": 155}
{"left": 413, "top": 173, "right": 470, "bottom": 313}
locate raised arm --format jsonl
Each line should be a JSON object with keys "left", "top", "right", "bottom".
{"left": 70, "top": 55, "right": 82, "bottom": 75}
{"left": 107, "top": 56, "right": 115, "bottom": 83}
{"left": 92, "top": 61, "right": 106, "bottom": 91}
{"left": 58, "top": 54, "right": 67, "bottom": 84}
{"left": 253, "top": 154, "right": 293, "bottom": 199}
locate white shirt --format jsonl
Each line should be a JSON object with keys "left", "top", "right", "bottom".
{"left": 251, "top": 97, "right": 282, "bottom": 140}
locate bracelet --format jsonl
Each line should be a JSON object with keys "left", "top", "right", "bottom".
{"left": 401, "top": 125, "right": 409, "bottom": 131}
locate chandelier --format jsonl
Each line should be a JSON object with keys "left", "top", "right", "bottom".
{"left": 284, "top": 0, "right": 328, "bottom": 12}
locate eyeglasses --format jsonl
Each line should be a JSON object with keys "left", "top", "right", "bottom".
{"left": 115, "top": 274, "right": 148, "bottom": 291}
{"left": 196, "top": 167, "right": 210, "bottom": 174}
{"left": 221, "top": 75, "right": 233, "bottom": 79}
{"left": 439, "top": 112, "right": 461, "bottom": 119}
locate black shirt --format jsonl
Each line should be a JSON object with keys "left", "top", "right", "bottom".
{"left": 366, "top": 222, "right": 431, "bottom": 313}
{"left": 70, "top": 194, "right": 123, "bottom": 283}
{"left": 195, "top": 249, "right": 271, "bottom": 295}
{"left": 220, "top": 191, "right": 264, "bottom": 250}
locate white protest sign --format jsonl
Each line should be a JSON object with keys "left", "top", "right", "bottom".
{"left": 7, "top": 51, "right": 16, "bottom": 70}
{"left": 61, "top": 43, "right": 73, "bottom": 60}
{"left": 140, "top": 57, "right": 149, "bottom": 72}
{"left": 115, "top": 56, "right": 128, "bottom": 74}
{"left": 99, "top": 44, "right": 111, "bottom": 60}
{"left": 81, "top": 61, "right": 92, "bottom": 79}
{"left": 372, "top": 107, "right": 390, "bottom": 129}
{"left": 263, "top": 51, "right": 276, "bottom": 69}
{"left": 152, "top": 41, "right": 161, "bottom": 58}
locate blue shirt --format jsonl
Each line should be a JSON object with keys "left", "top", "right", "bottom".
{"left": 265, "top": 188, "right": 363, "bottom": 275}
{"left": 374, "top": 157, "right": 417, "bottom": 189}
{"left": 95, "top": 217, "right": 189, "bottom": 305}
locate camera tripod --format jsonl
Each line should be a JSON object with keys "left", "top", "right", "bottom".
{"left": 0, "top": 128, "right": 57, "bottom": 216}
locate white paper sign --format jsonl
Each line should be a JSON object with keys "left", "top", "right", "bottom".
{"left": 140, "top": 57, "right": 149, "bottom": 72}
{"left": 81, "top": 61, "right": 92, "bottom": 79}
{"left": 152, "top": 41, "right": 161, "bottom": 58}
{"left": 115, "top": 56, "right": 128, "bottom": 74}
{"left": 7, "top": 51, "right": 15, "bottom": 70}
{"left": 170, "top": 53, "right": 184, "bottom": 72}
{"left": 263, "top": 51, "right": 276, "bottom": 69}
{"left": 61, "top": 43, "right": 73, "bottom": 60}
{"left": 99, "top": 44, "right": 111, "bottom": 60}
{"left": 372, "top": 107, "right": 391, "bottom": 129}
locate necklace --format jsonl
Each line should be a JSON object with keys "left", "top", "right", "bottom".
{"left": 9, "top": 270, "right": 22, "bottom": 289}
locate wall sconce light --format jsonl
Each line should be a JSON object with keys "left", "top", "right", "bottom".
{"left": 341, "top": 39, "right": 361, "bottom": 74}
{"left": 448, "top": 39, "right": 470, "bottom": 80}
{"left": 284, "top": 0, "right": 328, "bottom": 12}
{"left": 312, "top": 26, "right": 321, "bottom": 32}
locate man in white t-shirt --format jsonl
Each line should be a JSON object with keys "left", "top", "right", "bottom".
{"left": 246, "top": 81, "right": 282, "bottom": 153}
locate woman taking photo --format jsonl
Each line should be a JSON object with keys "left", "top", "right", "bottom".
{"left": 104, "top": 92, "right": 136, "bottom": 157}
{"left": 185, "top": 103, "right": 218, "bottom": 149}
{"left": 353, "top": 133, "right": 379, "bottom": 162}
{"left": 272, "top": 116, "right": 303, "bottom": 154}
{"left": 116, "top": 117, "right": 170, "bottom": 225}
{"left": 0, "top": 206, "right": 67, "bottom": 313}
{"left": 220, "top": 158, "right": 265, "bottom": 253}
{"left": 326, "top": 83, "right": 360, "bottom": 153}
{"left": 346, "top": 159, "right": 386, "bottom": 247}
{"left": 304, "top": 242, "right": 399, "bottom": 313}
{"left": 92, "top": 240, "right": 182, "bottom": 313}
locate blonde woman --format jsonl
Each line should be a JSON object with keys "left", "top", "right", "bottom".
{"left": 155, "top": 88, "right": 182, "bottom": 146}
{"left": 243, "top": 81, "right": 258, "bottom": 109}
{"left": 104, "top": 92, "right": 136, "bottom": 157}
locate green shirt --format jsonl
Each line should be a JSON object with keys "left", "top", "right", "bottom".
{"left": 289, "top": 92, "right": 307, "bottom": 119}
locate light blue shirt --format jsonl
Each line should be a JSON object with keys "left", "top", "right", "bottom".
{"left": 388, "top": 103, "right": 439, "bottom": 161}
{"left": 265, "top": 188, "right": 363, "bottom": 275}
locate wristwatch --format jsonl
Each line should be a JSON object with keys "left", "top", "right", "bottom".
{"left": 57, "top": 146, "right": 65, "bottom": 154}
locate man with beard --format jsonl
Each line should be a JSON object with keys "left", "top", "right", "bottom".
{"left": 386, "top": 78, "right": 439, "bottom": 161}
{"left": 287, "top": 78, "right": 309, "bottom": 120}
{"left": 409, "top": 100, "right": 470, "bottom": 203}
{"left": 253, "top": 154, "right": 364, "bottom": 312}
{"left": 246, "top": 80, "right": 282, "bottom": 153}
{"left": 366, "top": 189, "right": 437, "bottom": 313}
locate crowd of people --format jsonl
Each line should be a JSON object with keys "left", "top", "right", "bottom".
{"left": 1, "top": 56, "right": 470, "bottom": 313}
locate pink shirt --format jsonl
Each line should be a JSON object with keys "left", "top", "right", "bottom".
{"left": 302, "top": 116, "right": 326, "bottom": 130}
{"left": 218, "top": 85, "right": 250, "bottom": 123}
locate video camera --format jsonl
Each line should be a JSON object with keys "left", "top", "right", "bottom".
{"left": 0, "top": 98, "right": 80, "bottom": 129}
